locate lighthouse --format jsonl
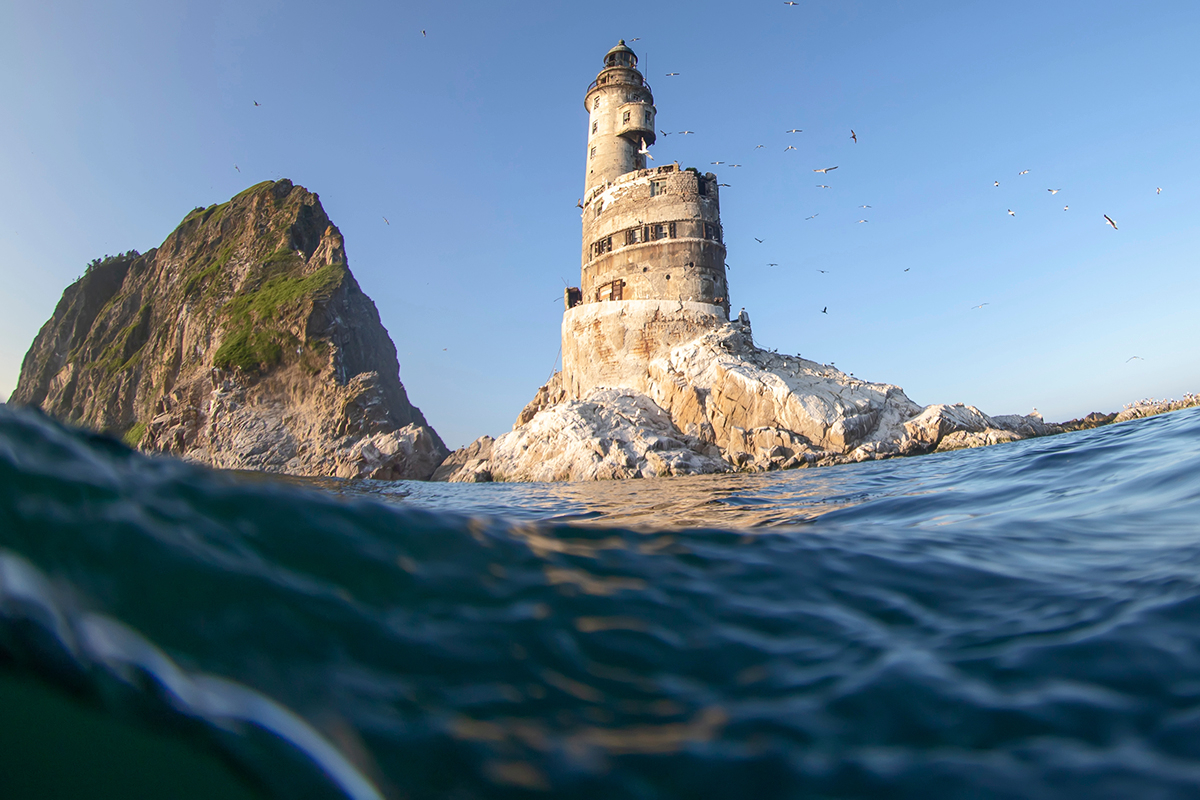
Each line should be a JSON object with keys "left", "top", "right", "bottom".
{"left": 561, "top": 41, "right": 733, "bottom": 400}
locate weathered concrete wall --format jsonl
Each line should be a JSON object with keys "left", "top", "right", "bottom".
{"left": 584, "top": 65, "right": 655, "bottom": 193}
{"left": 560, "top": 299, "right": 726, "bottom": 400}
{"left": 579, "top": 165, "right": 728, "bottom": 313}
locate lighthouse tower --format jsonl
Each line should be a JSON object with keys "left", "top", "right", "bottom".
{"left": 561, "top": 41, "right": 732, "bottom": 400}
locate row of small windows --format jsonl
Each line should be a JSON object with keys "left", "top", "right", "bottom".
{"left": 591, "top": 220, "right": 722, "bottom": 258}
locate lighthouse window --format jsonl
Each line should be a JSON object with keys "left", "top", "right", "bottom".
{"left": 594, "top": 97, "right": 600, "bottom": 110}
{"left": 625, "top": 227, "right": 644, "bottom": 245}
{"left": 592, "top": 121, "right": 598, "bottom": 134}
{"left": 704, "top": 222, "right": 722, "bottom": 242}
{"left": 644, "top": 110, "right": 652, "bottom": 125}
{"left": 650, "top": 179, "right": 666, "bottom": 197}
{"left": 649, "top": 222, "right": 676, "bottom": 241}
{"left": 590, "top": 146, "right": 596, "bottom": 159}
{"left": 622, "top": 110, "right": 631, "bottom": 124}
{"left": 593, "top": 236, "right": 613, "bottom": 257}
{"left": 697, "top": 179, "right": 708, "bottom": 196}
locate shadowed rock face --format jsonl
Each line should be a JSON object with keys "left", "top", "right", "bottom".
{"left": 13, "top": 179, "right": 447, "bottom": 479}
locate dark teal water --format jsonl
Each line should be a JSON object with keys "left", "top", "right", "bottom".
{"left": 2, "top": 404, "right": 1200, "bottom": 799}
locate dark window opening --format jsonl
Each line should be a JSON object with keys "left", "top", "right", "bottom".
{"left": 644, "top": 111, "right": 652, "bottom": 125}
{"left": 592, "top": 121, "right": 598, "bottom": 134}
{"left": 593, "top": 97, "right": 600, "bottom": 110}
{"left": 622, "top": 110, "right": 631, "bottom": 124}
{"left": 590, "top": 146, "right": 596, "bottom": 159}
{"left": 697, "top": 179, "right": 708, "bottom": 196}
{"left": 704, "top": 222, "right": 722, "bottom": 242}
{"left": 565, "top": 287, "right": 582, "bottom": 309}
{"left": 593, "top": 236, "right": 613, "bottom": 257}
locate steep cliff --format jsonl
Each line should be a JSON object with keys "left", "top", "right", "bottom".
{"left": 13, "top": 180, "right": 447, "bottom": 479}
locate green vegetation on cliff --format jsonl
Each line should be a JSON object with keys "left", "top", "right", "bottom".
{"left": 213, "top": 261, "right": 347, "bottom": 373}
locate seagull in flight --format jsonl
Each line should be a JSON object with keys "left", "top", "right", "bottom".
{"left": 711, "top": 161, "right": 723, "bottom": 165}
{"left": 659, "top": 130, "right": 673, "bottom": 136}
{"left": 1007, "top": 209, "right": 1015, "bottom": 216}
{"left": 817, "top": 269, "right": 828, "bottom": 273}
{"left": 1126, "top": 355, "right": 1144, "bottom": 362}
{"left": 1048, "top": 188, "right": 1061, "bottom": 194}
{"left": 786, "top": 128, "right": 802, "bottom": 133}
{"left": 1157, "top": 187, "right": 1162, "bottom": 194}
{"left": 754, "top": 237, "right": 763, "bottom": 243}
{"left": 754, "top": 144, "right": 764, "bottom": 149}
{"left": 678, "top": 130, "right": 694, "bottom": 135}
{"left": 768, "top": 263, "right": 779, "bottom": 267}
{"left": 718, "top": 183, "right": 730, "bottom": 187}
{"left": 816, "top": 184, "right": 831, "bottom": 188}
{"left": 972, "top": 303, "right": 989, "bottom": 309}
{"left": 813, "top": 166, "right": 838, "bottom": 173}
{"left": 785, "top": 1, "right": 799, "bottom": 5}
{"left": 382, "top": 215, "right": 390, "bottom": 225}
{"left": 630, "top": 37, "right": 641, "bottom": 42}
{"left": 666, "top": 72, "right": 680, "bottom": 76}
{"left": 856, "top": 219, "right": 868, "bottom": 223}
{"left": 638, "top": 138, "right": 654, "bottom": 160}
{"left": 1104, "top": 214, "right": 1118, "bottom": 230}
{"left": 994, "top": 181, "right": 1000, "bottom": 187}
{"left": 806, "top": 214, "right": 819, "bottom": 220}
{"left": 253, "top": 100, "right": 260, "bottom": 107}
{"left": 859, "top": 205, "right": 872, "bottom": 208}
{"left": 234, "top": 164, "right": 240, "bottom": 172}
{"left": 576, "top": 199, "right": 584, "bottom": 209}
{"left": 729, "top": 164, "right": 742, "bottom": 167}
{"left": 904, "top": 268, "right": 910, "bottom": 272}
{"left": 821, "top": 307, "right": 828, "bottom": 314}
{"left": 850, "top": 129, "right": 857, "bottom": 143}
{"left": 784, "top": 145, "right": 797, "bottom": 151}
{"left": 1018, "top": 170, "right": 1029, "bottom": 175}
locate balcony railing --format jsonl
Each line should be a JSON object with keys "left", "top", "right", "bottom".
{"left": 586, "top": 73, "right": 652, "bottom": 96}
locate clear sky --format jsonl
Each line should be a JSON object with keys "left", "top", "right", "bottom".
{"left": 2, "top": 0, "right": 1197, "bottom": 448}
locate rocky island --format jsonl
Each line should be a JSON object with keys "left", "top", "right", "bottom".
{"left": 11, "top": 179, "right": 447, "bottom": 480}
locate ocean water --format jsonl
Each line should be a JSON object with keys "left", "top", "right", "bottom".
{"left": 2, "top": 405, "right": 1200, "bottom": 799}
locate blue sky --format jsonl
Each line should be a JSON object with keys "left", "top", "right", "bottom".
{"left": 2, "top": 0, "right": 1197, "bottom": 448}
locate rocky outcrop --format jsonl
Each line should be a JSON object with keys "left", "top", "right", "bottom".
{"left": 1114, "top": 394, "right": 1200, "bottom": 423}
{"left": 440, "top": 319, "right": 1058, "bottom": 482}
{"left": 12, "top": 180, "right": 447, "bottom": 479}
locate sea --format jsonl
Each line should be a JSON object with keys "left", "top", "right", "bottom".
{"left": 2, "top": 403, "right": 1200, "bottom": 799}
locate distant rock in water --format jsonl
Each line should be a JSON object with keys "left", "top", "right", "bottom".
{"left": 12, "top": 179, "right": 447, "bottom": 479}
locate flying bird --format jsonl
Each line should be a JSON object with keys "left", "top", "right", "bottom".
{"left": 718, "top": 183, "right": 731, "bottom": 187}
{"left": 904, "top": 268, "right": 910, "bottom": 272}
{"left": 630, "top": 37, "right": 641, "bottom": 41}
{"left": 856, "top": 219, "right": 868, "bottom": 223}
{"left": 767, "top": 263, "right": 778, "bottom": 267}
{"left": 817, "top": 269, "right": 828, "bottom": 273}
{"left": 859, "top": 205, "right": 872, "bottom": 208}
{"left": 813, "top": 166, "right": 838, "bottom": 173}
{"left": 850, "top": 129, "right": 857, "bottom": 143}
{"left": 711, "top": 161, "right": 723, "bottom": 164}
{"left": 1048, "top": 188, "right": 1060, "bottom": 194}
{"left": 234, "top": 164, "right": 240, "bottom": 172}
{"left": 754, "top": 237, "right": 763, "bottom": 243}
{"left": 754, "top": 144, "right": 764, "bottom": 149}
{"left": 729, "top": 164, "right": 742, "bottom": 167}
{"left": 638, "top": 138, "right": 654, "bottom": 160}
{"left": 659, "top": 130, "right": 673, "bottom": 136}
{"left": 678, "top": 130, "right": 694, "bottom": 135}
{"left": 972, "top": 303, "right": 989, "bottom": 309}
{"left": 1104, "top": 214, "right": 1118, "bottom": 230}
{"left": 1157, "top": 187, "right": 1162, "bottom": 194}
{"left": 1007, "top": 209, "right": 1015, "bottom": 216}
{"left": 383, "top": 216, "right": 390, "bottom": 225}
{"left": 805, "top": 214, "right": 819, "bottom": 220}
{"left": 816, "top": 184, "right": 830, "bottom": 188}
{"left": 576, "top": 199, "right": 583, "bottom": 209}
{"left": 253, "top": 101, "right": 260, "bottom": 106}
{"left": 784, "top": 145, "right": 797, "bottom": 151}
{"left": 666, "top": 72, "right": 680, "bottom": 76}
{"left": 786, "top": 128, "right": 802, "bottom": 133}
{"left": 1126, "top": 356, "right": 1144, "bottom": 362}
{"left": 994, "top": 181, "right": 1000, "bottom": 187}
{"left": 1064, "top": 205, "right": 1069, "bottom": 211}
{"left": 1018, "top": 170, "right": 1029, "bottom": 175}
{"left": 785, "top": 1, "right": 798, "bottom": 5}
{"left": 821, "top": 307, "right": 828, "bottom": 314}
